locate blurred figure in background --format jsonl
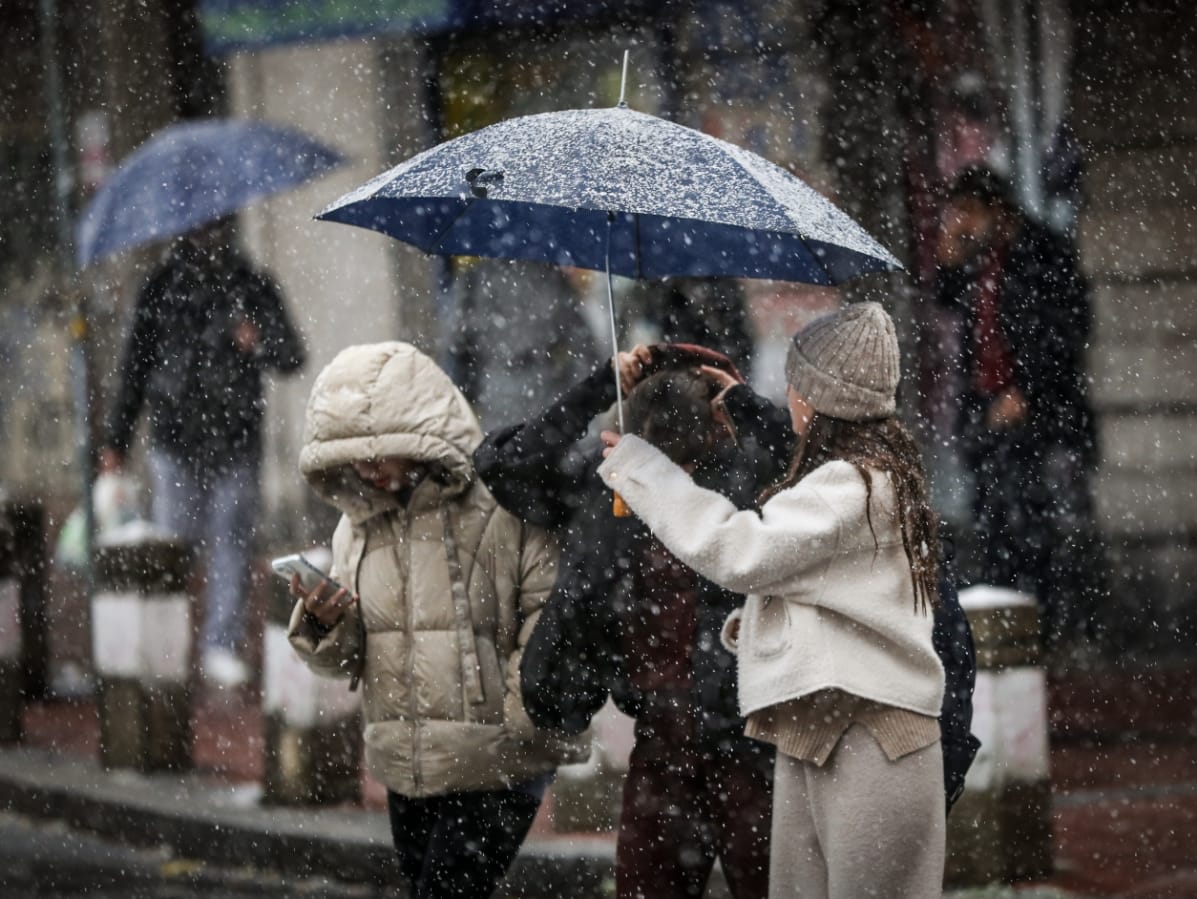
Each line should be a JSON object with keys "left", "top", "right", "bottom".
{"left": 446, "top": 258, "right": 599, "bottom": 431}
{"left": 934, "top": 166, "right": 1103, "bottom": 649}
{"left": 101, "top": 219, "right": 305, "bottom": 688}
{"left": 623, "top": 276, "right": 754, "bottom": 374}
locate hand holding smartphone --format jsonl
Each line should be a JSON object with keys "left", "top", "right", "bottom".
{"left": 271, "top": 553, "right": 356, "bottom": 627}
{"left": 271, "top": 553, "right": 343, "bottom": 592}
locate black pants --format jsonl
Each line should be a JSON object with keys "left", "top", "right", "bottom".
{"left": 964, "top": 410, "right": 1106, "bottom": 647}
{"left": 387, "top": 787, "right": 541, "bottom": 899}
{"left": 967, "top": 422, "right": 1046, "bottom": 592}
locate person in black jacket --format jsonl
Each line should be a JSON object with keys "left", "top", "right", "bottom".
{"left": 475, "top": 346, "right": 774, "bottom": 899}
{"left": 101, "top": 220, "right": 305, "bottom": 687}
{"left": 936, "top": 166, "right": 1103, "bottom": 646}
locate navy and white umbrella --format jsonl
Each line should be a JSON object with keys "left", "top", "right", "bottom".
{"left": 318, "top": 89, "right": 901, "bottom": 429}
{"left": 318, "top": 105, "right": 899, "bottom": 285}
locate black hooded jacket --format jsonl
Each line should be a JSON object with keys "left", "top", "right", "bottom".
{"left": 107, "top": 242, "right": 305, "bottom": 472}
{"left": 474, "top": 360, "right": 772, "bottom": 750}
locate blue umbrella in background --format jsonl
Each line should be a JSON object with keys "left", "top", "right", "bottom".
{"left": 68, "top": 118, "right": 342, "bottom": 575}
{"left": 318, "top": 62, "right": 901, "bottom": 429}
{"left": 76, "top": 118, "right": 344, "bottom": 268}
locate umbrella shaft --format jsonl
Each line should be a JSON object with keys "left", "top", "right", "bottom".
{"left": 606, "top": 215, "right": 624, "bottom": 434}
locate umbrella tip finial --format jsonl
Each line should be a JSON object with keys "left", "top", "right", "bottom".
{"left": 618, "top": 50, "right": 630, "bottom": 108}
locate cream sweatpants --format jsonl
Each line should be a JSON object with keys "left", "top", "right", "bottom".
{"left": 768, "top": 723, "right": 945, "bottom": 898}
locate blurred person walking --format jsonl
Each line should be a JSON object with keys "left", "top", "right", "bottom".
{"left": 622, "top": 276, "right": 755, "bottom": 373}
{"left": 288, "top": 342, "right": 586, "bottom": 899}
{"left": 446, "top": 258, "right": 599, "bottom": 431}
{"left": 101, "top": 220, "right": 305, "bottom": 688}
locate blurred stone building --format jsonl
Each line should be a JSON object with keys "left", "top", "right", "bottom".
{"left": 2, "top": 0, "right": 1193, "bottom": 657}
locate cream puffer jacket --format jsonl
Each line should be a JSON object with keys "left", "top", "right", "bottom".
{"left": 289, "top": 342, "right": 588, "bottom": 797}
{"left": 599, "top": 436, "right": 944, "bottom": 720}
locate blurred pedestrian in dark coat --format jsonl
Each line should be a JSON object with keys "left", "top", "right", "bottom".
{"left": 935, "top": 166, "right": 1104, "bottom": 645}
{"left": 623, "top": 276, "right": 754, "bottom": 373}
{"left": 101, "top": 221, "right": 305, "bottom": 687}
{"left": 447, "top": 258, "right": 599, "bottom": 430}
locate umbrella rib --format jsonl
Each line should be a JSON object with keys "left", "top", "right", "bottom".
{"left": 633, "top": 213, "right": 643, "bottom": 279}
{"left": 790, "top": 232, "right": 839, "bottom": 286}
{"left": 428, "top": 199, "right": 480, "bottom": 255}
{"left": 716, "top": 152, "right": 839, "bottom": 286}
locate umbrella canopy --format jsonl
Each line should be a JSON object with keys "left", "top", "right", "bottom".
{"left": 76, "top": 118, "right": 344, "bottom": 269}
{"left": 317, "top": 106, "right": 900, "bottom": 285}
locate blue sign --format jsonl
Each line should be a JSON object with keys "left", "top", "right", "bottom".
{"left": 200, "top": 0, "right": 455, "bottom": 55}
{"left": 200, "top": 0, "right": 662, "bottom": 56}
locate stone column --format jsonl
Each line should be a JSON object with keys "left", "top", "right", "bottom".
{"left": 92, "top": 538, "right": 194, "bottom": 771}
{"left": 0, "top": 556, "right": 23, "bottom": 742}
{"left": 0, "top": 500, "right": 48, "bottom": 706}
{"left": 947, "top": 585, "right": 1052, "bottom": 885}
{"left": 225, "top": 37, "right": 439, "bottom": 548}
{"left": 549, "top": 702, "right": 632, "bottom": 832}
{"left": 1073, "top": 0, "right": 1197, "bottom": 654}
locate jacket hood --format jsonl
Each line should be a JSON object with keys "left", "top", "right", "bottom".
{"left": 300, "top": 342, "right": 482, "bottom": 522}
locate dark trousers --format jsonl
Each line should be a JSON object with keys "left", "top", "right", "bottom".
{"left": 615, "top": 717, "right": 773, "bottom": 899}
{"left": 967, "top": 422, "right": 1046, "bottom": 592}
{"left": 387, "top": 788, "right": 541, "bottom": 899}
{"left": 965, "top": 411, "right": 1106, "bottom": 647}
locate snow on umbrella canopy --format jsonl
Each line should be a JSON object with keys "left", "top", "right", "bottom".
{"left": 76, "top": 118, "right": 344, "bottom": 269}
{"left": 316, "top": 106, "right": 901, "bottom": 285}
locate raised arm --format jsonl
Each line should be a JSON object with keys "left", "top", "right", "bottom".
{"left": 598, "top": 435, "right": 846, "bottom": 597}
{"left": 473, "top": 360, "right": 618, "bottom": 529}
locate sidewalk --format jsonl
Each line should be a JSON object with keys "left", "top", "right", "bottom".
{"left": 1041, "top": 662, "right": 1197, "bottom": 898}
{"left": 11, "top": 696, "right": 618, "bottom": 897}
{"left": 3, "top": 661, "right": 1195, "bottom": 897}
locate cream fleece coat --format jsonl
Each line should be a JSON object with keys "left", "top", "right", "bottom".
{"left": 289, "top": 342, "right": 587, "bottom": 797}
{"left": 598, "top": 436, "right": 944, "bottom": 719}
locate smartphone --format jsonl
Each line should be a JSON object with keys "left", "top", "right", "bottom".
{"left": 270, "top": 553, "right": 344, "bottom": 594}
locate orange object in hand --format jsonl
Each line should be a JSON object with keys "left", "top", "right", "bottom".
{"left": 613, "top": 492, "right": 631, "bottom": 517}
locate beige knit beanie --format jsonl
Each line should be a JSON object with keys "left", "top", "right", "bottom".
{"left": 784, "top": 302, "right": 900, "bottom": 420}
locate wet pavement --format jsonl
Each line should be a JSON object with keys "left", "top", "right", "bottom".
{"left": 1, "top": 657, "right": 1191, "bottom": 897}
{"left": 12, "top": 552, "right": 1197, "bottom": 897}
{"left": 0, "top": 808, "right": 383, "bottom": 898}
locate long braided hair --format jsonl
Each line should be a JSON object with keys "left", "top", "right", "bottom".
{"left": 760, "top": 414, "right": 940, "bottom": 613}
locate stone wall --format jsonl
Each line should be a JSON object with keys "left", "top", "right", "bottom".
{"left": 1073, "top": 1, "right": 1197, "bottom": 652}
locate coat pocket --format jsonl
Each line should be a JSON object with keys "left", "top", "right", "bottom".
{"left": 746, "top": 595, "right": 791, "bottom": 659}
